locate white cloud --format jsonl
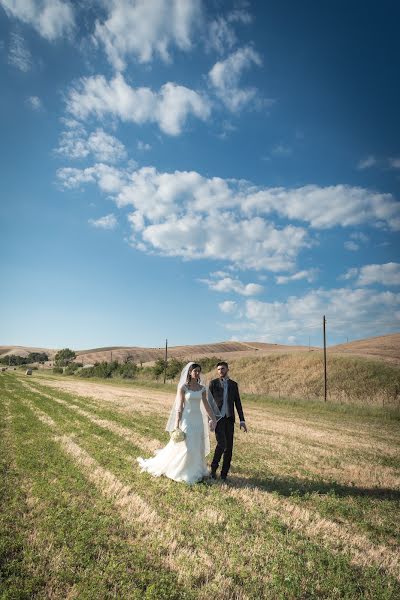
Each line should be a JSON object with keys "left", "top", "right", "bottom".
{"left": 199, "top": 275, "right": 263, "bottom": 296}
{"left": 58, "top": 163, "right": 400, "bottom": 271}
{"left": 242, "top": 184, "right": 400, "bottom": 231}
{"left": 206, "top": 8, "right": 252, "bottom": 55}
{"left": 93, "top": 0, "right": 202, "bottom": 70}
{"left": 139, "top": 213, "right": 308, "bottom": 271}
{"left": 26, "top": 95, "right": 42, "bottom": 110}
{"left": 3, "top": 0, "right": 74, "bottom": 40}
{"left": 357, "top": 155, "right": 377, "bottom": 170}
{"left": 56, "top": 126, "right": 127, "bottom": 163}
{"left": 58, "top": 164, "right": 310, "bottom": 271}
{"left": 344, "top": 240, "right": 359, "bottom": 251}
{"left": 222, "top": 287, "right": 400, "bottom": 344}
{"left": 350, "top": 232, "right": 369, "bottom": 243}
{"left": 344, "top": 231, "right": 368, "bottom": 251}
{"left": 57, "top": 163, "right": 129, "bottom": 193}
{"left": 207, "top": 16, "right": 236, "bottom": 55}
{"left": 219, "top": 300, "right": 237, "bottom": 314}
{"left": 276, "top": 269, "right": 318, "bottom": 284}
{"left": 343, "top": 263, "right": 400, "bottom": 287}
{"left": 66, "top": 73, "right": 211, "bottom": 136}
{"left": 137, "top": 141, "right": 151, "bottom": 151}
{"left": 89, "top": 214, "right": 118, "bottom": 230}
{"left": 209, "top": 45, "right": 263, "bottom": 112}
{"left": 389, "top": 157, "right": 400, "bottom": 170}
{"left": 271, "top": 144, "right": 292, "bottom": 157}
{"left": 8, "top": 32, "right": 31, "bottom": 72}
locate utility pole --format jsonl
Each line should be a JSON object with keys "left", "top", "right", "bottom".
{"left": 163, "top": 339, "right": 168, "bottom": 384}
{"left": 110, "top": 350, "right": 113, "bottom": 363}
{"left": 323, "top": 315, "right": 327, "bottom": 402}
{"left": 308, "top": 336, "right": 310, "bottom": 351}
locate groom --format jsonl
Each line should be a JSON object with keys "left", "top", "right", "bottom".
{"left": 209, "top": 361, "right": 247, "bottom": 481}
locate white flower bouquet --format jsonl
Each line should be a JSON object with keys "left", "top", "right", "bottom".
{"left": 170, "top": 428, "right": 186, "bottom": 443}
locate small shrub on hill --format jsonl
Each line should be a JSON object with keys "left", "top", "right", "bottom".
{"left": 64, "top": 363, "right": 83, "bottom": 375}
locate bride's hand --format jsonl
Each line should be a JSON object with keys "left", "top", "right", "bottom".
{"left": 209, "top": 419, "right": 217, "bottom": 432}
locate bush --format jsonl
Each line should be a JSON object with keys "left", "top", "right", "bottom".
{"left": 53, "top": 367, "right": 63, "bottom": 374}
{"left": 118, "top": 362, "right": 137, "bottom": 379}
{"left": 78, "top": 361, "right": 118, "bottom": 379}
{"left": 64, "top": 363, "right": 82, "bottom": 375}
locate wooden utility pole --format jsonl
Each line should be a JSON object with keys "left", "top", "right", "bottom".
{"left": 323, "top": 315, "right": 327, "bottom": 402}
{"left": 163, "top": 339, "right": 168, "bottom": 384}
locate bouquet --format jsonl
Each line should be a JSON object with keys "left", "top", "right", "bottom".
{"left": 170, "top": 428, "right": 186, "bottom": 443}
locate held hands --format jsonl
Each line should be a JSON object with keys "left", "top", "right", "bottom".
{"left": 209, "top": 419, "right": 217, "bottom": 432}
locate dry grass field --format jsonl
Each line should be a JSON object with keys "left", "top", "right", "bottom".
{"left": 1, "top": 370, "right": 399, "bottom": 599}
{"left": 217, "top": 352, "right": 400, "bottom": 407}
{"left": 330, "top": 333, "right": 400, "bottom": 366}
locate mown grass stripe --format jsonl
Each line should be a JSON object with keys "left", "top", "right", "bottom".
{"left": 22, "top": 377, "right": 167, "bottom": 441}
{"left": 0, "top": 380, "right": 192, "bottom": 600}
{"left": 22, "top": 381, "right": 160, "bottom": 453}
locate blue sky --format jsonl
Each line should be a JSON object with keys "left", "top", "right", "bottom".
{"left": 1, "top": 0, "right": 399, "bottom": 350}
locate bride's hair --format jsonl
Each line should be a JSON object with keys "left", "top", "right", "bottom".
{"left": 186, "top": 363, "right": 201, "bottom": 384}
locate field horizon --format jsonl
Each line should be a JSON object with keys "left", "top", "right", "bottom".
{"left": 1, "top": 332, "right": 400, "bottom": 366}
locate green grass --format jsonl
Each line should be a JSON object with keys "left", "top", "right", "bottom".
{"left": 1, "top": 372, "right": 399, "bottom": 599}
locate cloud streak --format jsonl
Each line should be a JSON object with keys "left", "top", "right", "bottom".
{"left": 199, "top": 274, "right": 264, "bottom": 296}
{"left": 209, "top": 46, "right": 264, "bottom": 112}
{"left": 3, "top": 0, "right": 74, "bottom": 40}
{"left": 57, "top": 163, "right": 400, "bottom": 272}
{"left": 221, "top": 287, "right": 400, "bottom": 344}
{"left": 343, "top": 263, "right": 400, "bottom": 287}
{"left": 66, "top": 73, "right": 211, "bottom": 136}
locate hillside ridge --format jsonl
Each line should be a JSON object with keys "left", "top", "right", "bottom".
{"left": 1, "top": 332, "right": 399, "bottom": 365}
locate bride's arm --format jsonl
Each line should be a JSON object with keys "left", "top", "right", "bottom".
{"left": 201, "top": 389, "right": 217, "bottom": 429}
{"left": 175, "top": 387, "right": 185, "bottom": 429}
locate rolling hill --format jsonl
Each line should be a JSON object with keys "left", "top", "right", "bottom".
{"left": 1, "top": 332, "right": 399, "bottom": 366}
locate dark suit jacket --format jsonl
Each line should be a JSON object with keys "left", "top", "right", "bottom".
{"left": 209, "top": 378, "right": 245, "bottom": 422}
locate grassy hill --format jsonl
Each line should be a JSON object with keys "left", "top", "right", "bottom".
{"left": 329, "top": 332, "right": 400, "bottom": 365}
{"left": 220, "top": 352, "right": 400, "bottom": 408}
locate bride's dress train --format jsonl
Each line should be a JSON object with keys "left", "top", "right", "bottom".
{"left": 137, "top": 386, "right": 209, "bottom": 484}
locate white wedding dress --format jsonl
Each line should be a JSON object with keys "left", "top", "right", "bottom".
{"left": 137, "top": 385, "right": 209, "bottom": 484}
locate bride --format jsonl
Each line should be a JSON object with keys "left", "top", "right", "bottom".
{"left": 137, "top": 362, "right": 221, "bottom": 484}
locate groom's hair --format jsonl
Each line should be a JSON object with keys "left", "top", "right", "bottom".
{"left": 217, "top": 361, "right": 228, "bottom": 368}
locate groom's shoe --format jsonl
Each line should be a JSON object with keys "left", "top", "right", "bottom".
{"left": 210, "top": 468, "right": 217, "bottom": 479}
{"left": 220, "top": 473, "right": 228, "bottom": 482}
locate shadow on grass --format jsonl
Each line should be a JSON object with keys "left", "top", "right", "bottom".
{"left": 223, "top": 472, "right": 400, "bottom": 501}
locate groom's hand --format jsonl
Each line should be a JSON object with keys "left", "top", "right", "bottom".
{"left": 240, "top": 421, "right": 247, "bottom": 433}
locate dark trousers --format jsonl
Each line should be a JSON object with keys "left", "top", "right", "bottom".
{"left": 211, "top": 416, "right": 235, "bottom": 476}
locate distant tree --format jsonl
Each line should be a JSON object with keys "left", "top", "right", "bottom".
{"left": 0, "top": 354, "right": 28, "bottom": 366}
{"left": 27, "top": 352, "right": 48, "bottom": 363}
{"left": 152, "top": 358, "right": 185, "bottom": 380}
{"left": 54, "top": 348, "right": 76, "bottom": 366}
{"left": 152, "top": 358, "right": 166, "bottom": 379}
{"left": 166, "top": 358, "right": 185, "bottom": 380}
